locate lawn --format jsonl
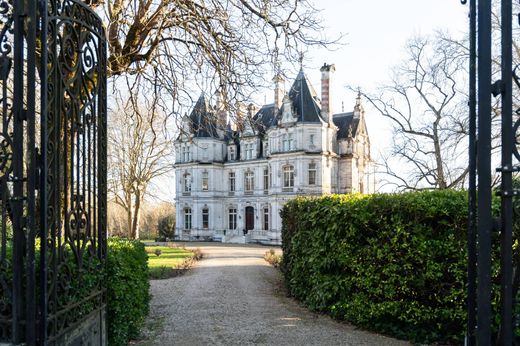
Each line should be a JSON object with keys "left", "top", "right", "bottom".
{"left": 146, "top": 245, "right": 194, "bottom": 279}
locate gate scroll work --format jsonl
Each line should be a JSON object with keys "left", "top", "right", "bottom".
{"left": 0, "top": 0, "right": 107, "bottom": 345}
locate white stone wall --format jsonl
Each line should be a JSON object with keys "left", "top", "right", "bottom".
{"left": 174, "top": 113, "right": 373, "bottom": 243}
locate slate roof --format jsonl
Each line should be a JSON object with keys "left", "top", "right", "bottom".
{"left": 189, "top": 93, "right": 219, "bottom": 138}
{"left": 188, "top": 70, "right": 360, "bottom": 142}
{"left": 253, "top": 103, "right": 277, "bottom": 131}
{"left": 333, "top": 112, "right": 359, "bottom": 140}
{"left": 288, "top": 69, "right": 324, "bottom": 123}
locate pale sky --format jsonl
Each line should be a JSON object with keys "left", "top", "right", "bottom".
{"left": 301, "top": 0, "right": 469, "bottom": 168}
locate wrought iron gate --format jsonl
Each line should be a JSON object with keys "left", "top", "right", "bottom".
{"left": 465, "top": 0, "right": 520, "bottom": 344}
{"left": 0, "top": 0, "right": 107, "bottom": 344}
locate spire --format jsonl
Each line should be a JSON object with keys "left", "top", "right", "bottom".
{"left": 273, "top": 67, "right": 285, "bottom": 111}
{"left": 354, "top": 89, "right": 364, "bottom": 119}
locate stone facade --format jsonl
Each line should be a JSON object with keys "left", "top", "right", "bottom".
{"left": 174, "top": 64, "right": 374, "bottom": 244}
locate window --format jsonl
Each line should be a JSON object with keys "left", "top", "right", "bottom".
{"left": 202, "top": 171, "right": 209, "bottom": 191}
{"left": 244, "top": 144, "right": 254, "bottom": 159}
{"left": 308, "top": 163, "right": 317, "bottom": 185}
{"left": 229, "top": 208, "right": 237, "bottom": 229}
{"left": 229, "top": 146, "right": 236, "bottom": 160}
{"left": 184, "top": 208, "right": 192, "bottom": 230}
{"left": 263, "top": 168, "right": 269, "bottom": 193}
{"left": 183, "top": 173, "right": 191, "bottom": 193}
{"left": 202, "top": 208, "right": 209, "bottom": 229}
{"left": 245, "top": 171, "right": 254, "bottom": 193}
{"left": 182, "top": 146, "right": 190, "bottom": 162}
{"left": 283, "top": 165, "right": 294, "bottom": 190}
{"left": 263, "top": 207, "right": 269, "bottom": 231}
{"left": 229, "top": 172, "right": 235, "bottom": 192}
{"left": 249, "top": 145, "right": 254, "bottom": 159}
{"left": 282, "top": 134, "right": 289, "bottom": 151}
{"left": 288, "top": 133, "right": 294, "bottom": 150}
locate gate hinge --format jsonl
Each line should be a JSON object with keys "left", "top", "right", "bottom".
{"left": 491, "top": 80, "right": 504, "bottom": 97}
{"left": 495, "top": 189, "right": 520, "bottom": 197}
{"left": 496, "top": 165, "right": 520, "bottom": 173}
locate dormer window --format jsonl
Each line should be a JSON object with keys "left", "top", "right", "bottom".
{"left": 182, "top": 146, "right": 190, "bottom": 162}
{"left": 288, "top": 133, "right": 294, "bottom": 150}
{"left": 243, "top": 143, "right": 254, "bottom": 160}
{"left": 229, "top": 146, "right": 236, "bottom": 161}
{"left": 282, "top": 134, "right": 289, "bottom": 151}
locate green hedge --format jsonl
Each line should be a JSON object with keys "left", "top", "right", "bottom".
{"left": 281, "top": 190, "right": 491, "bottom": 344}
{"left": 107, "top": 238, "right": 150, "bottom": 346}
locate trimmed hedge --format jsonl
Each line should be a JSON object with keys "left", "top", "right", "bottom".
{"left": 281, "top": 191, "right": 486, "bottom": 344}
{"left": 107, "top": 238, "right": 150, "bottom": 346}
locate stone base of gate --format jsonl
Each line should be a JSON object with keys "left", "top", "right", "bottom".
{"left": 51, "top": 307, "right": 106, "bottom": 346}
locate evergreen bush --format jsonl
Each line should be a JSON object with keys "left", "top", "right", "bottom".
{"left": 281, "top": 190, "right": 487, "bottom": 343}
{"left": 106, "top": 238, "right": 150, "bottom": 345}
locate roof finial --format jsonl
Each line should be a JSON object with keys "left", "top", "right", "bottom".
{"left": 298, "top": 51, "right": 304, "bottom": 70}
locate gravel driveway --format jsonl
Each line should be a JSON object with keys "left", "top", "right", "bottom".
{"left": 144, "top": 243, "right": 409, "bottom": 346}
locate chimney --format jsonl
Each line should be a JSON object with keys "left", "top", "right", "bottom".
{"left": 320, "top": 63, "right": 336, "bottom": 122}
{"left": 273, "top": 73, "right": 285, "bottom": 111}
{"left": 215, "top": 89, "right": 227, "bottom": 127}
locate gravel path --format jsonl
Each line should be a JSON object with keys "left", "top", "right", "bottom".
{"left": 144, "top": 243, "right": 410, "bottom": 346}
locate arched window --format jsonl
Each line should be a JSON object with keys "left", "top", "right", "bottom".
{"left": 283, "top": 165, "right": 294, "bottom": 190}
{"left": 184, "top": 208, "right": 192, "bottom": 230}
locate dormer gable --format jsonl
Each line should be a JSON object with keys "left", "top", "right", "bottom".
{"left": 280, "top": 94, "right": 296, "bottom": 125}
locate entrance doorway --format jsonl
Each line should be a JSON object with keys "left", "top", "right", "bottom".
{"left": 245, "top": 206, "right": 255, "bottom": 231}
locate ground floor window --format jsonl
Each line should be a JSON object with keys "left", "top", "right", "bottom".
{"left": 202, "top": 208, "right": 209, "bottom": 229}
{"left": 263, "top": 207, "right": 269, "bottom": 231}
{"left": 184, "top": 208, "right": 192, "bottom": 230}
{"left": 229, "top": 208, "right": 237, "bottom": 229}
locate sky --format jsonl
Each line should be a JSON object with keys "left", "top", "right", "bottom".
{"left": 297, "top": 0, "right": 470, "bottom": 166}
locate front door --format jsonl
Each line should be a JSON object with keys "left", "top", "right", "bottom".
{"left": 245, "top": 206, "right": 254, "bottom": 231}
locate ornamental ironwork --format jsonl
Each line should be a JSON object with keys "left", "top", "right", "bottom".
{"left": 0, "top": 0, "right": 107, "bottom": 344}
{"left": 464, "top": 0, "right": 520, "bottom": 344}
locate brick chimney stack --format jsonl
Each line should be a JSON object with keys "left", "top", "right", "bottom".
{"left": 273, "top": 73, "right": 285, "bottom": 112}
{"left": 215, "top": 89, "right": 227, "bottom": 128}
{"left": 320, "top": 63, "right": 336, "bottom": 123}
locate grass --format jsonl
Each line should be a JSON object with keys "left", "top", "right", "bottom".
{"left": 146, "top": 245, "right": 197, "bottom": 279}
{"left": 139, "top": 239, "right": 155, "bottom": 243}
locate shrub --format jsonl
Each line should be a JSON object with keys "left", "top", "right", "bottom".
{"left": 264, "top": 249, "right": 282, "bottom": 268}
{"left": 106, "top": 238, "right": 150, "bottom": 346}
{"left": 281, "top": 191, "right": 480, "bottom": 344}
{"left": 157, "top": 214, "right": 175, "bottom": 240}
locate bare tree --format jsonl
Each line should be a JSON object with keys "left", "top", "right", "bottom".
{"left": 108, "top": 90, "right": 174, "bottom": 239}
{"left": 89, "top": 0, "right": 339, "bottom": 116}
{"left": 360, "top": 33, "right": 473, "bottom": 190}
